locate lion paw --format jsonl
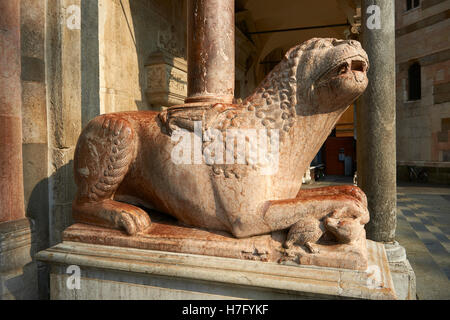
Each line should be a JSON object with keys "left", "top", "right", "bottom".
{"left": 73, "top": 199, "right": 151, "bottom": 235}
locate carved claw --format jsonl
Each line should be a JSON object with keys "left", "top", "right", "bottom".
{"left": 73, "top": 199, "right": 151, "bottom": 235}
{"left": 305, "top": 242, "right": 320, "bottom": 254}
{"left": 331, "top": 196, "right": 370, "bottom": 225}
{"left": 115, "top": 207, "right": 152, "bottom": 235}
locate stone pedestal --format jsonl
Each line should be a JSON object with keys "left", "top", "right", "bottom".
{"left": 37, "top": 220, "right": 398, "bottom": 300}
{"left": 61, "top": 220, "right": 369, "bottom": 271}
{"left": 37, "top": 239, "right": 396, "bottom": 300}
{"left": 385, "top": 241, "right": 416, "bottom": 300}
{"left": 0, "top": 219, "right": 38, "bottom": 299}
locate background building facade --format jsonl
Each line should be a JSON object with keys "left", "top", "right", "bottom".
{"left": 395, "top": 0, "right": 450, "bottom": 184}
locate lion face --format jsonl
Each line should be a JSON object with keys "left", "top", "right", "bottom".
{"left": 293, "top": 38, "right": 369, "bottom": 114}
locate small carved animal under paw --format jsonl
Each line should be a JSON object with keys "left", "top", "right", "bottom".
{"left": 324, "top": 216, "right": 364, "bottom": 244}
{"left": 284, "top": 206, "right": 365, "bottom": 252}
{"left": 284, "top": 217, "right": 326, "bottom": 253}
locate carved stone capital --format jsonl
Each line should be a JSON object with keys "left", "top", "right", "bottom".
{"left": 338, "top": 0, "right": 362, "bottom": 39}
{"left": 145, "top": 50, "right": 188, "bottom": 108}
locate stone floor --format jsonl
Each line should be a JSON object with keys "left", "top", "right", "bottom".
{"left": 303, "top": 175, "right": 450, "bottom": 300}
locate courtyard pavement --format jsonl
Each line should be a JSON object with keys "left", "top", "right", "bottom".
{"left": 302, "top": 175, "right": 450, "bottom": 300}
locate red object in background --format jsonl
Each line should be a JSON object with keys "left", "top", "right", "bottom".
{"left": 324, "top": 137, "right": 356, "bottom": 176}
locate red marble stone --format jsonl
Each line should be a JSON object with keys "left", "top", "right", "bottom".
{"left": 0, "top": 0, "right": 25, "bottom": 223}
{"left": 63, "top": 219, "right": 368, "bottom": 270}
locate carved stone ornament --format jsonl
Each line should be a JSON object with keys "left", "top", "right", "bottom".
{"left": 145, "top": 50, "right": 188, "bottom": 108}
{"left": 72, "top": 38, "right": 371, "bottom": 270}
{"left": 157, "top": 25, "right": 186, "bottom": 59}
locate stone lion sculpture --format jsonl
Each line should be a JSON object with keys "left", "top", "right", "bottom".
{"left": 72, "top": 38, "right": 370, "bottom": 252}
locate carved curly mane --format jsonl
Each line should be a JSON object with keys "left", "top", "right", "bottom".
{"left": 159, "top": 38, "right": 333, "bottom": 138}
{"left": 157, "top": 38, "right": 342, "bottom": 177}
{"left": 240, "top": 45, "right": 303, "bottom": 136}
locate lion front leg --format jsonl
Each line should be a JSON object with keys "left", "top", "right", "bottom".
{"left": 255, "top": 194, "right": 368, "bottom": 248}
{"left": 228, "top": 193, "right": 368, "bottom": 246}
{"left": 297, "top": 185, "right": 368, "bottom": 209}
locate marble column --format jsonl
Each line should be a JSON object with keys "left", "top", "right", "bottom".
{"left": 0, "top": 0, "right": 38, "bottom": 299}
{"left": 357, "top": 0, "right": 397, "bottom": 243}
{"left": 357, "top": 1, "right": 416, "bottom": 299}
{"left": 185, "top": 0, "right": 235, "bottom": 104}
{"left": 0, "top": 0, "right": 25, "bottom": 223}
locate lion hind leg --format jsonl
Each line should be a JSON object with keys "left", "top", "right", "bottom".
{"left": 72, "top": 114, "right": 151, "bottom": 235}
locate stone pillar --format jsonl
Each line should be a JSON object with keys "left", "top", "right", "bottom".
{"left": 358, "top": 0, "right": 396, "bottom": 243}
{"left": 358, "top": 1, "right": 416, "bottom": 299}
{"left": 46, "top": 0, "right": 81, "bottom": 246}
{"left": 185, "top": 0, "right": 235, "bottom": 104}
{"left": 0, "top": 0, "right": 25, "bottom": 223}
{"left": 0, "top": 0, "right": 38, "bottom": 299}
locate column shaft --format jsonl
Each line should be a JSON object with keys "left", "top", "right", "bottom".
{"left": 0, "top": 0, "right": 25, "bottom": 222}
{"left": 358, "top": 0, "right": 397, "bottom": 242}
{"left": 186, "top": 0, "right": 235, "bottom": 104}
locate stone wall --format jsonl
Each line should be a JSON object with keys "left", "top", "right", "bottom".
{"left": 395, "top": 0, "right": 450, "bottom": 168}
{"left": 46, "top": 0, "right": 82, "bottom": 247}
{"left": 98, "top": 0, "right": 187, "bottom": 112}
{"left": 20, "top": 0, "right": 50, "bottom": 299}
{"left": 235, "top": 27, "right": 258, "bottom": 100}
{"left": 98, "top": 0, "right": 257, "bottom": 110}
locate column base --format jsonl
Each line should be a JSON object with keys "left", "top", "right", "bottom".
{"left": 184, "top": 94, "right": 234, "bottom": 104}
{"left": 0, "top": 218, "right": 38, "bottom": 299}
{"left": 385, "top": 241, "right": 416, "bottom": 300}
{"left": 37, "top": 240, "right": 397, "bottom": 300}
